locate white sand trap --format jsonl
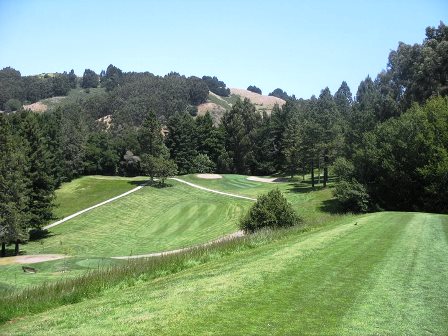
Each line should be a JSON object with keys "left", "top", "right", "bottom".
{"left": 0, "top": 254, "right": 67, "bottom": 266}
{"left": 247, "top": 176, "right": 288, "bottom": 183}
{"left": 196, "top": 173, "right": 223, "bottom": 179}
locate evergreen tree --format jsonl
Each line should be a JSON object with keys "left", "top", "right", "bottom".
{"left": 222, "top": 98, "right": 261, "bottom": 174}
{"left": 19, "top": 112, "right": 55, "bottom": 230}
{"left": 81, "top": 69, "right": 99, "bottom": 89}
{"left": 165, "top": 112, "right": 198, "bottom": 174}
{"left": 0, "top": 115, "right": 29, "bottom": 256}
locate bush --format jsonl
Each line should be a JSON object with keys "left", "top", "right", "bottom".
{"left": 240, "top": 188, "right": 302, "bottom": 232}
{"left": 331, "top": 157, "right": 354, "bottom": 181}
{"left": 193, "top": 154, "right": 215, "bottom": 173}
{"left": 4, "top": 98, "right": 22, "bottom": 112}
{"left": 333, "top": 179, "right": 370, "bottom": 213}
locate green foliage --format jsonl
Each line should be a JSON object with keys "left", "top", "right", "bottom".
{"left": 81, "top": 69, "right": 99, "bottom": 89}
{"left": 166, "top": 112, "right": 198, "bottom": 174}
{"left": 247, "top": 85, "right": 262, "bottom": 94}
{"left": 0, "top": 115, "right": 29, "bottom": 250}
{"left": 333, "top": 179, "right": 370, "bottom": 213}
{"left": 4, "top": 98, "right": 22, "bottom": 112}
{"left": 351, "top": 96, "right": 448, "bottom": 213}
{"left": 187, "top": 76, "right": 209, "bottom": 105}
{"left": 240, "top": 188, "right": 302, "bottom": 232}
{"left": 101, "top": 64, "right": 122, "bottom": 91}
{"left": 192, "top": 153, "right": 215, "bottom": 173}
{"left": 202, "top": 75, "right": 230, "bottom": 97}
{"left": 222, "top": 98, "right": 261, "bottom": 174}
{"left": 269, "top": 88, "right": 290, "bottom": 100}
{"left": 332, "top": 157, "right": 354, "bottom": 181}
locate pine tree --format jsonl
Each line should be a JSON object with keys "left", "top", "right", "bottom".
{"left": 165, "top": 112, "right": 198, "bottom": 174}
{"left": 19, "top": 112, "right": 55, "bottom": 230}
{"left": 0, "top": 115, "right": 29, "bottom": 256}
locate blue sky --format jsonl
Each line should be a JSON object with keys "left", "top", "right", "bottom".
{"left": 0, "top": 0, "right": 446, "bottom": 99}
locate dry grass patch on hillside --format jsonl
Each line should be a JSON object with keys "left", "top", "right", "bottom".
{"left": 230, "top": 88, "right": 285, "bottom": 110}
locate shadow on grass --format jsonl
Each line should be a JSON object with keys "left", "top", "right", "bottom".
{"left": 287, "top": 181, "right": 326, "bottom": 194}
{"left": 319, "top": 198, "right": 345, "bottom": 214}
{"left": 29, "top": 229, "right": 55, "bottom": 241}
{"left": 127, "top": 180, "right": 150, "bottom": 187}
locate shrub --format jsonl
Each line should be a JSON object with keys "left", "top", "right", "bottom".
{"left": 240, "top": 188, "right": 302, "bottom": 232}
{"left": 333, "top": 179, "right": 370, "bottom": 213}
{"left": 331, "top": 157, "right": 354, "bottom": 181}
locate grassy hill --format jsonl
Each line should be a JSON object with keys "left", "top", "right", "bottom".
{"left": 3, "top": 211, "right": 447, "bottom": 334}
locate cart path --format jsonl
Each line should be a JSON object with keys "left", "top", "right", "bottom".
{"left": 43, "top": 180, "right": 151, "bottom": 230}
{"left": 169, "top": 177, "right": 257, "bottom": 201}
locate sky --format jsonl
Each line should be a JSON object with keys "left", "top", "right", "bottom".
{"left": 0, "top": 0, "right": 447, "bottom": 99}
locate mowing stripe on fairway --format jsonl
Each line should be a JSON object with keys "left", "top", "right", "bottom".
{"left": 170, "top": 177, "right": 257, "bottom": 201}
{"left": 43, "top": 180, "right": 150, "bottom": 230}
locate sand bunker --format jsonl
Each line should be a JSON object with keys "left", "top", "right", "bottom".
{"left": 0, "top": 254, "right": 66, "bottom": 266}
{"left": 247, "top": 176, "right": 287, "bottom": 183}
{"left": 196, "top": 173, "right": 223, "bottom": 179}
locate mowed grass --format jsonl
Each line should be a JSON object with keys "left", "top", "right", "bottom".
{"left": 3, "top": 212, "right": 447, "bottom": 335}
{"left": 53, "top": 175, "right": 148, "bottom": 220}
{"left": 22, "top": 179, "right": 250, "bottom": 257}
{"left": 182, "top": 174, "right": 336, "bottom": 223}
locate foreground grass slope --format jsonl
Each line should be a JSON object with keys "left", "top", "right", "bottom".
{"left": 4, "top": 212, "right": 447, "bottom": 335}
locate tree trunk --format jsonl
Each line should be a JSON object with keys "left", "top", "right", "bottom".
{"left": 1, "top": 242, "right": 5, "bottom": 257}
{"left": 14, "top": 240, "right": 19, "bottom": 256}
{"left": 323, "top": 154, "right": 329, "bottom": 188}
{"left": 317, "top": 157, "right": 321, "bottom": 184}
{"left": 311, "top": 159, "right": 315, "bottom": 189}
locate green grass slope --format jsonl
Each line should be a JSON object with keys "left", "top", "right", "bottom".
{"left": 53, "top": 175, "right": 147, "bottom": 220}
{"left": 25, "top": 180, "right": 250, "bottom": 257}
{"left": 3, "top": 212, "right": 447, "bottom": 335}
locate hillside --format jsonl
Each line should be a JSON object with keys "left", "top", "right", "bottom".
{"left": 197, "top": 89, "right": 286, "bottom": 124}
{"left": 3, "top": 211, "right": 447, "bottom": 335}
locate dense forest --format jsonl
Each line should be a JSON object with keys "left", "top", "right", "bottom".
{"left": 0, "top": 22, "right": 447, "bottom": 254}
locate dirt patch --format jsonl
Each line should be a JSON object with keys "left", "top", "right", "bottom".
{"left": 196, "top": 173, "right": 223, "bottom": 179}
{"left": 23, "top": 101, "right": 48, "bottom": 113}
{"left": 97, "top": 114, "right": 112, "bottom": 129}
{"left": 230, "top": 88, "right": 286, "bottom": 111}
{"left": 247, "top": 176, "right": 288, "bottom": 183}
{"left": 0, "top": 254, "right": 67, "bottom": 266}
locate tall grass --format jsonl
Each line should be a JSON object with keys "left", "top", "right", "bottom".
{"left": 1, "top": 225, "right": 315, "bottom": 324}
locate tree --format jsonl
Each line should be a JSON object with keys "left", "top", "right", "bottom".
{"left": 0, "top": 115, "right": 29, "bottom": 256}
{"left": 101, "top": 64, "right": 122, "bottom": 91}
{"left": 81, "top": 69, "right": 99, "bottom": 89}
{"left": 221, "top": 98, "right": 261, "bottom": 174}
{"left": 269, "top": 88, "right": 289, "bottom": 100}
{"left": 141, "top": 155, "right": 177, "bottom": 186}
{"left": 202, "top": 76, "right": 230, "bottom": 97}
{"left": 19, "top": 112, "right": 55, "bottom": 230}
{"left": 138, "top": 111, "right": 168, "bottom": 158}
{"left": 165, "top": 112, "right": 198, "bottom": 174}
{"left": 120, "top": 150, "right": 141, "bottom": 177}
{"left": 247, "top": 85, "right": 262, "bottom": 94}
{"left": 187, "top": 76, "right": 209, "bottom": 105}
{"left": 192, "top": 154, "right": 215, "bottom": 173}
{"left": 67, "top": 69, "right": 77, "bottom": 88}
{"left": 239, "top": 189, "right": 302, "bottom": 232}
{"left": 195, "top": 112, "right": 226, "bottom": 169}
{"left": 333, "top": 179, "right": 370, "bottom": 213}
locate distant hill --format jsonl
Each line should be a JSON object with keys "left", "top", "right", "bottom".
{"left": 197, "top": 88, "right": 286, "bottom": 124}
